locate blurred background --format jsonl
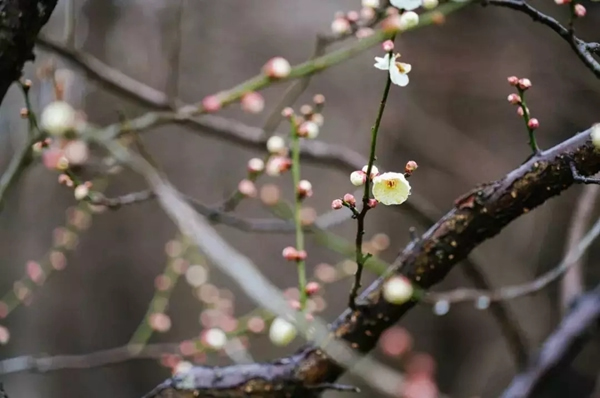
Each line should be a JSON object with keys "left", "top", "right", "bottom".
{"left": 0, "top": 0, "right": 599, "bottom": 397}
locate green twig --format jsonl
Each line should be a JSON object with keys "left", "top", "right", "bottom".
{"left": 290, "top": 120, "right": 307, "bottom": 310}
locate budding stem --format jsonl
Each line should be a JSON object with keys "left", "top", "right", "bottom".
{"left": 290, "top": 119, "right": 307, "bottom": 310}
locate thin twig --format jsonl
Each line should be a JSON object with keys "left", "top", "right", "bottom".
{"left": 560, "top": 184, "right": 599, "bottom": 314}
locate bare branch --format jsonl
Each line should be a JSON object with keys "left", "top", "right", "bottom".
{"left": 501, "top": 284, "right": 600, "bottom": 398}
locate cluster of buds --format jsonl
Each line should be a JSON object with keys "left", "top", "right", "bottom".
{"left": 331, "top": 5, "right": 379, "bottom": 37}
{"left": 282, "top": 246, "right": 308, "bottom": 261}
{"left": 285, "top": 94, "right": 326, "bottom": 140}
{"left": 507, "top": 76, "right": 539, "bottom": 130}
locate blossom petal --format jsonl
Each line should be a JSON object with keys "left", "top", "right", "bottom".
{"left": 372, "top": 172, "right": 411, "bottom": 205}
{"left": 390, "top": 0, "right": 422, "bottom": 11}
{"left": 399, "top": 62, "right": 412, "bottom": 74}
{"left": 389, "top": 65, "right": 409, "bottom": 87}
{"left": 374, "top": 55, "right": 391, "bottom": 70}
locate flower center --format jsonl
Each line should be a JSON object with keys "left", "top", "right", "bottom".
{"left": 386, "top": 180, "right": 397, "bottom": 189}
{"left": 395, "top": 62, "right": 406, "bottom": 73}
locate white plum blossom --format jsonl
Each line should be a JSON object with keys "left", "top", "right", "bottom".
{"left": 269, "top": 317, "right": 297, "bottom": 346}
{"left": 390, "top": 0, "right": 422, "bottom": 10}
{"left": 40, "top": 101, "right": 77, "bottom": 136}
{"left": 383, "top": 276, "right": 414, "bottom": 304}
{"left": 372, "top": 172, "right": 411, "bottom": 205}
{"left": 374, "top": 53, "right": 411, "bottom": 87}
{"left": 399, "top": 11, "right": 420, "bottom": 30}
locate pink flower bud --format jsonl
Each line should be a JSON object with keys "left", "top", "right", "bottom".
{"left": 238, "top": 179, "right": 257, "bottom": 197}
{"left": 241, "top": 92, "right": 265, "bottom": 114}
{"left": 382, "top": 14, "right": 402, "bottom": 33}
{"left": 518, "top": 78, "right": 532, "bottom": 90}
{"left": 405, "top": 160, "right": 418, "bottom": 173}
{"left": 296, "top": 250, "right": 308, "bottom": 261}
{"left": 313, "top": 94, "right": 325, "bottom": 105}
{"left": 356, "top": 27, "right": 374, "bottom": 39}
{"left": 346, "top": 10, "right": 360, "bottom": 23}
{"left": 305, "top": 281, "right": 321, "bottom": 296}
{"left": 382, "top": 40, "right": 395, "bottom": 52}
{"left": 507, "top": 76, "right": 519, "bottom": 86}
{"left": 281, "top": 107, "right": 294, "bottom": 118}
{"left": 297, "top": 121, "right": 319, "bottom": 139}
{"left": 297, "top": 179, "right": 313, "bottom": 198}
{"left": 517, "top": 107, "right": 525, "bottom": 116}
{"left": 343, "top": 193, "right": 356, "bottom": 206}
{"left": 58, "top": 173, "right": 73, "bottom": 187}
{"left": 507, "top": 93, "right": 521, "bottom": 105}
{"left": 201, "top": 95, "right": 222, "bottom": 113}
{"left": 367, "top": 198, "right": 378, "bottom": 208}
{"left": 331, "top": 17, "right": 351, "bottom": 34}
{"left": 527, "top": 118, "right": 539, "bottom": 129}
{"left": 282, "top": 246, "right": 298, "bottom": 260}
{"left": 350, "top": 170, "right": 367, "bottom": 186}
{"left": 361, "top": 7, "right": 376, "bottom": 21}
{"left": 574, "top": 4, "right": 586, "bottom": 17}
{"left": 263, "top": 57, "right": 291, "bottom": 79}
{"left": 331, "top": 199, "right": 343, "bottom": 210}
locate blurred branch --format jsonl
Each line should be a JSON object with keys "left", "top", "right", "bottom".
{"left": 91, "top": 124, "right": 600, "bottom": 396}
{"left": 0, "top": 0, "right": 58, "bottom": 103}
{"left": 561, "top": 185, "right": 599, "bottom": 314}
{"left": 501, "top": 284, "right": 600, "bottom": 398}
{"left": 485, "top": 0, "right": 600, "bottom": 78}
{"left": 424, "top": 215, "right": 600, "bottom": 303}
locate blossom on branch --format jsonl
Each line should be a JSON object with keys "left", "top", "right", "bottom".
{"left": 374, "top": 53, "right": 412, "bottom": 87}
{"left": 372, "top": 172, "right": 411, "bottom": 205}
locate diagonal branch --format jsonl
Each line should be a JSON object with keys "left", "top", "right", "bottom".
{"left": 91, "top": 126, "right": 600, "bottom": 397}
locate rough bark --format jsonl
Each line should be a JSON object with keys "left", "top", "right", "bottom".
{"left": 0, "top": 0, "right": 58, "bottom": 103}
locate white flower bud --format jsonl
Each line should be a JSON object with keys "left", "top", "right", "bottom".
{"left": 383, "top": 276, "right": 413, "bottom": 304}
{"left": 269, "top": 317, "right": 297, "bottom": 346}
{"left": 267, "top": 136, "right": 286, "bottom": 154}
{"left": 399, "top": 11, "right": 420, "bottom": 31}
{"left": 74, "top": 185, "right": 89, "bottom": 200}
{"left": 331, "top": 17, "right": 351, "bottom": 35}
{"left": 350, "top": 171, "right": 366, "bottom": 186}
{"left": 248, "top": 158, "right": 265, "bottom": 173}
{"left": 40, "top": 101, "right": 77, "bottom": 136}
{"left": 362, "top": 164, "right": 379, "bottom": 178}
{"left": 298, "top": 121, "right": 320, "bottom": 139}
{"left": 203, "top": 328, "right": 227, "bottom": 350}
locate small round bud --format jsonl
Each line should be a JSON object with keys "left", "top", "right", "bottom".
{"left": 423, "top": 0, "right": 439, "bottom": 9}
{"left": 382, "top": 14, "right": 403, "bottom": 33}
{"left": 362, "top": 0, "right": 380, "bottom": 8}
{"left": 383, "top": 276, "right": 414, "bottom": 304}
{"left": 281, "top": 107, "right": 294, "bottom": 118}
{"left": 399, "top": 11, "right": 419, "bottom": 31}
{"left": 297, "top": 180, "right": 313, "bottom": 198}
{"left": 299, "top": 104, "right": 313, "bottom": 116}
{"left": 518, "top": 78, "right": 532, "bottom": 90}
{"left": 20, "top": 108, "right": 29, "bottom": 118}
{"left": 590, "top": 124, "right": 600, "bottom": 150}
{"left": 296, "top": 250, "right": 308, "bottom": 261}
{"left": 346, "top": 10, "right": 360, "bottom": 23}
{"left": 32, "top": 141, "right": 44, "bottom": 153}
{"left": 517, "top": 107, "right": 525, "bottom": 116}
{"left": 58, "top": 174, "right": 73, "bottom": 187}
{"left": 298, "top": 121, "right": 319, "bottom": 139}
{"left": 266, "top": 156, "right": 291, "bottom": 176}
{"left": 289, "top": 300, "right": 301, "bottom": 310}
{"left": 74, "top": 184, "right": 89, "bottom": 200}
{"left": 362, "top": 164, "right": 379, "bottom": 178}
{"left": 40, "top": 101, "right": 77, "bottom": 136}
{"left": 247, "top": 158, "right": 265, "bottom": 173}
{"left": 269, "top": 317, "right": 297, "bottom": 346}
{"left": 266, "top": 136, "right": 286, "bottom": 154}
{"left": 527, "top": 118, "right": 539, "bottom": 130}
{"left": 238, "top": 179, "right": 257, "bottom": 197}
{"left": 507, "top": 93, "right": 521, "bottom": 105}
{"left": 305, "top": 281, "right": 321, "bottom": 296}
{"left": 282, "top": 246, "right": 299, "bottom": 261}
{"left": 64, "top": 140, "right": 89, "bottom": 165}
{"left": 574, "top": 4, "right": 586, "bottom": 17}
{"left": 343, "top": 193, "right": 356, "bottom": 206}
{"left": 23, "top": 79, "right": 32, "bottom": 89}
{"left": 350, "top": 171, "right": 367, "bottom": 186}
{"left": 263, "top": 57, "right": 291, "bottom": 79}
{"left": 507, "top": 76, "right": 519, "bottom": 86}
{"left": 367, "top": 198, "right": 378, "bottom": 208}
{"left": 201, "top": 95, "right": 222, "bottom": 113}
{"left": 313, "top": 94, "right": 325, "bottom": 106}
{"left": 360, "top": 6, "right": 376, "bottom": 21}
{"left": 310, "top": 113, "right": 324, "bottom": 127}
{"left": 405, "top": 160, "right": 418, "bottom": 174}
{"left": 431, "top": 11, "right": 445, "bottom": 25}
{"left": 56, "top": 156, "right": 69, "bottom": 171}
{"left": 332, "top": 199, "right": 344, "bottom": 210}
{"left": 241, "top": 91, "right": 265, "bottom": 114}
{"left": 202, "top": 328, "right": 227, "bottom": 350}
{"left": 331, "top": 17, "right": 351, "bottom": 34}
{"left": 382, "top": 40, "right": 395, "bottom": 52}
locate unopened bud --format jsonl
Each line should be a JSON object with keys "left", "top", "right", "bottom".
{"left": 405, "top": 160, "right": 418, "bottom": 174}
{"left": 247, "top": 158, "right": 265, "bottom": 173}
{"left": 305, "top": 281, "right": 321, "bottom": 296}
{"left": 507, "top": 93, "right": 521, "bottom": 104}
{"left": 238, "top": 179, "right": 257, "bottom": 197}
{"left": 331, "top": 17, "right": 351, "bottom": 34}
{"left": 332, "top": 199, "right": 344, "bottom": 210}
{"left": 367, "top": 198, "right": 378, "bottom": 208}
{"left": 383, "top": 276, "right": 414, "bottom": 304}
{"left": 298, "top": 121, "right": 319, "bottom": 139}
{"left": 241, "top": 92, "right": 265, "bottom": 114}
{"left": 201, "top": 95, "right": 221, "bottom": 113}
{"left": 399, "top": 11, "right": 419, "bottom": 31}
{"left": 269, "top": 317, "right": 297, "bottom": 346}
{"left": 574, "top": 4, "right": 586, "bottom": 17}
{"left": 343, "top": 193, "right": 356, "bottom": 206}
{"left": 266, "top": 136, "right": 286, "bottom": 154}
{"left": 350, "top": 170, "right": 367, "bottom": 186}
{"left": 507, "top": 76, "right": 519, "bottom": 86}
{"left": 297, "top": 180, "right": 313, "bottom": 198}
{"left": 362, "top": 164, "right": 379, "bottom": 178}
{"left": 282, "top": 246, "right": 298, "bottom": 261}
{"left": 518, "top": 78, "right": 532, "bottom": 90}
{"left": 74, "top": 184, "right": 89, "bottom": 200}
{"left": 382, "top": 40, "right": 395, "bottom": 52}
{"left": 263, "top": 57, "right": 291, "bottom": 79}
{"left": 527, "top": 118, "right": 539, "bottom": 129}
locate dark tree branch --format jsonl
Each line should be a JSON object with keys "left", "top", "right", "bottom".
{"left": 138, "top": 128, "right": 600, "bottom": 397}
{"left": 501, "top": 284, "right": 600, "bottom": 398}
{"left": 0, "top": 0, "right": 58, "bottom": 103}
{"left": 485, "top": 0, "right": 600, "bottom": 78}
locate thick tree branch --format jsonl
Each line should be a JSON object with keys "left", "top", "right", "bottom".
{"left": 501, "top": 284, "right": 600, "bottom": 398}
{"left": 0, "top": 0, "right": 58, "bottom": 103}
{"left": 99, "top": 126, "right": 600, "bottom": 397}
